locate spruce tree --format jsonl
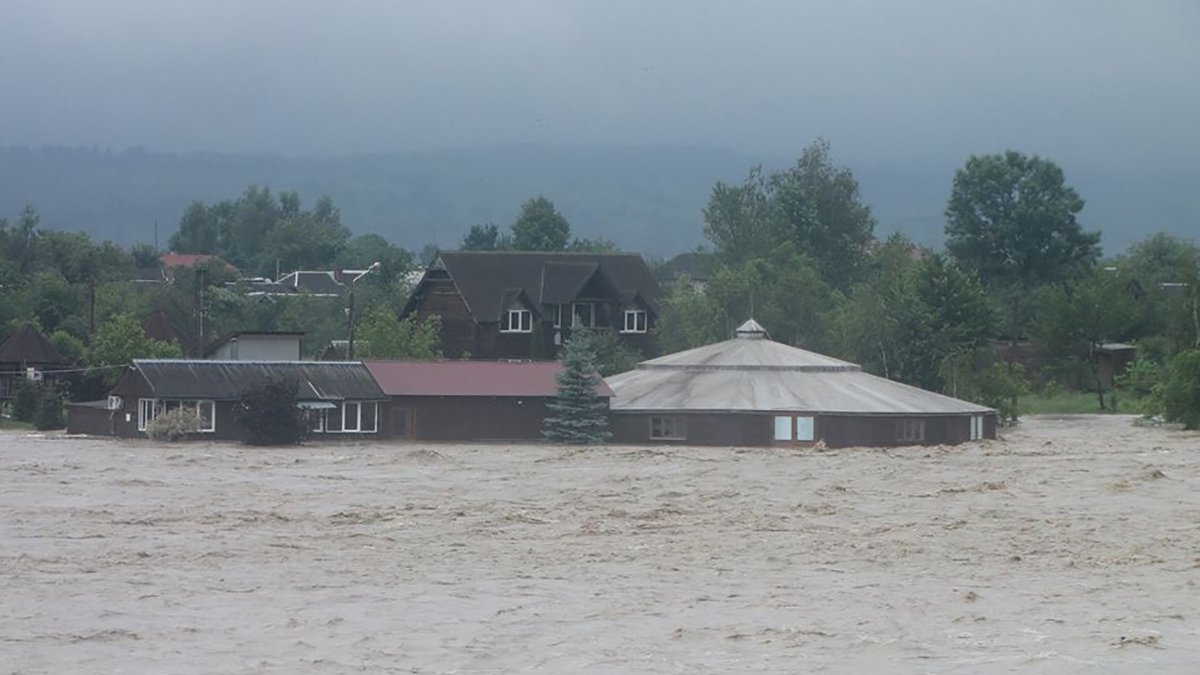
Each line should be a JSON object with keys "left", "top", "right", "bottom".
{"left": 543, "top": 332, "right": 612, "bottom": 444}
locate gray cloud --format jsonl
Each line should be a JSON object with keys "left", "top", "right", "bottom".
{"left": 1, "top": 0, "right": 1196, "bottom": 169}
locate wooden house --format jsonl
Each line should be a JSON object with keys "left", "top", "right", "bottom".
{"left": 607, "top": 320, "right": 997, "bottom": 448}
{"left": 66, "top": 360, "right": 386, "bottom": 440}
{"left": 0, "top": 324, "right": 65, "bottom": 401}
{"left": 402, "top": 251, "right": 660, "bottom": 360}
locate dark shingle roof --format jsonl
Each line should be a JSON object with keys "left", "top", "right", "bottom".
{"left": 0, "top": 324, "right": 63, "bottom": 365}
{"left": 128, "top": 360, "right": 386, "bottom": 401}
{"left": 431, "top": 251, "right": 660, "bottom": 323}
{"left": 278, "top": 271, "right": 344, "bottom": 295}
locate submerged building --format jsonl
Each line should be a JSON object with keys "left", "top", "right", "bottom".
{"left": 607, "top": 320, "right": 996, "bottom": 448}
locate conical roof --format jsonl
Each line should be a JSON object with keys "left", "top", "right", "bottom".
{"left": 607, "top": 320, "right": 991, "bottom": 415}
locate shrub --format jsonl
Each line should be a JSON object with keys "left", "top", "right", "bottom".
{"left": 1162, "top": 350, "right": 1200, "bottom": 429}
{"left": 11, "top": 380, "right": 38, "bottom": 422}
{"left": 32, "top": 389, "right": 64, "bottom": 430}
{"left": 146, "top": 407, "right": 205, "bottom": 442}
{"left": 235, "top": 377, "right": 307, "bottom": 446}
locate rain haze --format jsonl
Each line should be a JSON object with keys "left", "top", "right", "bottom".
{"left": 0, "top": 0, "right": 1196, "bottom": 252}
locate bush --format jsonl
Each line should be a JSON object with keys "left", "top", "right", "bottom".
{"left": 11, "top": 380, "right": 38, "bottom": 422}
{"left": 235, "top": 377, "right": 307, "bottom": 446}
{"left": 1162, "top": 350, "right": 1200, "bottom": 429}
{"left": 32, "top": 389, "right": 64, "bottom": 430}
{"left": 146, "top": 407, "right": 204, "bottom": 442}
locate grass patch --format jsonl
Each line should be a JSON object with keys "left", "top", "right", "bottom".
{"left": 0, "top": 416, "right": 34, "bottom": 431}
{"left": 1020, "top": 390, "right": 1149, "bottom": 415}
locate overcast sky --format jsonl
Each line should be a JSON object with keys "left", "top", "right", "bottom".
{"left": 1, "top": 0, "right": 1196, "bottom": 168}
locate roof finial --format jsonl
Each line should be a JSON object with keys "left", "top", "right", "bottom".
{"left": 735, "top": 319, "right": 768, "bottom": 339}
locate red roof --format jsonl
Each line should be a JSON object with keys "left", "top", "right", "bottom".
{"left": 159, "top": 252, "right": 238, "bottom": 273}
{"left": 364, "top": 360, "right": 613, "bottom": 398}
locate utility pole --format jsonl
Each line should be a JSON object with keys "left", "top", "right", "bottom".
{"left": 347, "top": 262, "right": 381, "bottom": 360}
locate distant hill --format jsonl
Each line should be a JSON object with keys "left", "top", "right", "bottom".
{"left": 0, "top": 145, "right": 1192, "bottom": 258}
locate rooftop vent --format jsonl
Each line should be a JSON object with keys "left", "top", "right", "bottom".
{"left": 734, "top": 319, "right": 768, "bottom": 339}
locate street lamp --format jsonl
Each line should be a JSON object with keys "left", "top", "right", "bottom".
{"left": 347, "top": 261, "right": 381, "bottom": 360}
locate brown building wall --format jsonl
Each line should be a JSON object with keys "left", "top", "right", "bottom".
{"left": 611, "top": 411, "right": 998, "bottom": 448}
{"left": 386, "top": 395, "right": 557, "bottom": 441}
{"left": 412, "top": 277, "right": 480, "bottom": 359}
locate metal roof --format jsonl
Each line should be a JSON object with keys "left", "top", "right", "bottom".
{"left": 607, "top": 324, "right": 992, "bottom": 415}
{"left": 129, "top": 360, "right": 386, "bottom": 401}
{"left": 426, "top": 251, "right": 660, "bottom": 323}
{"left": 365, "top": 360, "right": 613, "bottom": 398}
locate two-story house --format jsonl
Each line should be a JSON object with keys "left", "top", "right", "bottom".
{"left": 402, "top": 251, "right": 660, "bottom": 360}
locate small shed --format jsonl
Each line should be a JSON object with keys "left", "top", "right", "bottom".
{"left": 607, "top": 320, "right": 996, "bottom": 448}
{"left": 364, "top": 360, "right": 613, "bottom": 441}
{"left": 68, "top": 359, "right": 386, "bottom": 440}
{"left": 1095, "top": 342, "right": 1136, "bottom": 389}
{"left": 0, "top": 324, "right": 64, "bottom": 400}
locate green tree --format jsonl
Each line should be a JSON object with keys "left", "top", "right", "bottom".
{"left": 169, "top": 201, "right": 219, "bottom": 254}
{"left": 235, "top": 376, "right": 308, "bottom": 445}
{"left": 511, "top": 196, "right": 571, "bottom": 251}
{"left": 1162, "top": 350, "right": 1200, "bottom": 429}
{"left": 945, "top": 150, "right": 1101, "bottom": 344}
{"left": 543, "top": 331, "right": 611, "bottom": 444}
{"left": 355, "top": 306, "right": 442, "bottom": 359}
{"left": 1034, "top": 268, "right": 1140, "bottom": 408}
{"left": 703, "top": 140, "right": 876, "bottom": 289}
{"left": 461, "top": 223, "right": 510, "bottom": 251}
{"left": 260, "top": 207, "right": 350, "bottom": 274}
{"left": 88, "top": 313, "right": 183, "bottom": 384}
{"left": 32, "top": 387, "right": 64, "bottom": 430}
{"left": 654, "top": 277, "right": 724, "bottom": 353}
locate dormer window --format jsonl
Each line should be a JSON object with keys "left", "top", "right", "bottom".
{"left": 502, "top": 309, "right": 533, "bottom": 333}
{"left": 621, "top": 309, "right": 648, "bottom": 333}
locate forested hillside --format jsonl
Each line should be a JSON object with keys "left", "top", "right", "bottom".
{"left": 0, "top": 145, "right": 1191, "bottom": 258}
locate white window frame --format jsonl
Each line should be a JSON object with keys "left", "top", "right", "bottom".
{"left": 334, "top": 401, "right": 378, "bottom": 434}
{"left": 552, "top": 304, "right": 562, "bottom": 329}
{"left": 502, "top": 308, "right": 533, "bottom": 333}
{"left": 774, "top": 414, "right": 816, "bottom": 442}
{"left": 970, "top": 415, "right": 983, "bottom": 441}
{"left": 621, "top": 309, "right": 648, "bottom": 334}
{"left": 138, "top": 398, "right": 216, "bottom": 433}
{"left": 343, "top": 401, "right": 362, "bottom": 432}
{"left": 572, "top": 302, "right": 594, "bottom": 328}
{"left": 138, "top": 398, "right": 156, "bottom": 431}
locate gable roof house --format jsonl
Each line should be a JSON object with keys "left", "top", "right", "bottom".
{"left": 606, "top": 320, "right": 997, "bottom": 448}
{"left": 402, "top": 251, "right": 661, "bottom": 360}
{"left": 0, "top": 324, "right": 65, "bottom": 400}
{"left": 67, "top": 360, "right": 387, "bottom": 440}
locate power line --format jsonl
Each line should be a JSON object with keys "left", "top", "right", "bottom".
{"left": 0, "top": 363, "right": 131, "bottom": 377}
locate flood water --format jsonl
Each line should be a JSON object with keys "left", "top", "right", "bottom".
{"left": 2, "top": 415, "right": 1198, "bottom": 673}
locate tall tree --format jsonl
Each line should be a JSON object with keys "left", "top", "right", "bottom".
{"left": 169, "top": 201, "right": 219, "bottom": 254}
{"left": 354, "top": 306, "right": 441, "bottom": 359}
{"left": 511, "top": 196, "right": 571, "bottom": 251}
{"left": 702, "top": 140, "right": 875, "bottom": 289}
{"left": 543, "top": 331, "right": 611, "bottom": 444}
{"left": 945, "top": 150, "right": 1101, "bottom": 344}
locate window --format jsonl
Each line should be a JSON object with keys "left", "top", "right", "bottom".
{"left": 361, "top": 401, "right": 377, "bottom": 433}
{"left": 572, "top": 302, "right": 594, "bottom": 328}
{"left": 196, "top": 401, "right": 216, "bottom": 433}
{"left": 649, "top": 416, "right": 687, "bottom": 440}
{"left": 970, "top": 415, "right": 983, "bottom": 441}
{"left": 502, "top": 309, "right": 533, "bottom": 333}
{"left": 896, "top": 419, "right": 926, "bottom": 442}
{"left": 343, "top": 401, "right": 362, "bottom": 432}
{"left": 551, "top": 304, "right": 562, "bottom": 328}
{"left": 621, "top": 309, "right": 648, "bottom": 333}
{"left": 774, "top": 416, "right": 792, "bottom": 441}
{"left": 774, "top": 414, "right": 816, "bottom": 442}
{"left": 138, "top": 398, "right": 216, "bottom": 433}
{"left": 138, "top": 398, "right": 156, "bottom": 431}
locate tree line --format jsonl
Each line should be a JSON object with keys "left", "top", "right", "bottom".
{"left": 2, "top": 140, "right": 1198, "bottom": 428}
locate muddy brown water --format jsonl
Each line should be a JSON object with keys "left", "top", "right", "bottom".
{"left": 2, "top": 415, "right": 1198, "bottom": 673}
